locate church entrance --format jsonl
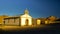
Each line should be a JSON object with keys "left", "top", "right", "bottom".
{"left": 25, "top": 19, "right": 29, "bottom": 26}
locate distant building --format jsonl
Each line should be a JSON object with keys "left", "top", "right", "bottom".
{"left": 47, "top": 16, "right": 57, "bottom": 24}
{"left": 54, "top": 18, "right": 60, "bottom": 23}
{"left": 4, "top": 17, "right": 20, "bottom": 26}
{"left": 0, "top": 15, "right": 8, "bottom": 24}
{"left": 36, "top": 18, "right": 41, "bottom": 25}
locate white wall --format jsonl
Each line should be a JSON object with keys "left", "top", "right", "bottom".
{"left": 21, "top": 17, "right": 32, "bottom": 26}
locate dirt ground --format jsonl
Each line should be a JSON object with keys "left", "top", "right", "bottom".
{"left": 0, "top": 24, "right": 60, "bottom": 34}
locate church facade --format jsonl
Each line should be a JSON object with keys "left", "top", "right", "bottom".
{"left": 3, "top": 9, "right": 41, "bottom": 26}
{"left": 20, "top": 9, "right": 32, "bottom": 26}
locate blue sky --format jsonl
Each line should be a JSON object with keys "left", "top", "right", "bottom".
{"left": 0, "top": 0, "right": 60, "bottom": 18}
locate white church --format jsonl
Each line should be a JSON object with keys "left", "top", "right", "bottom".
{"left": 20, "top": 9, "right": 32, "bottom": 26}
{"left": 3, "top": 9, "right": 41, "bottom": 26}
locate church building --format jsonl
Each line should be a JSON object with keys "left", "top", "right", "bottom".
{"left": 3, "top": 9, "right": 33, "bottom": 26}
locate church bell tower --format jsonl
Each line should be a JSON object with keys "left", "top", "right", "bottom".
{"left": 24, "top": 8, "right": 29, "bottom": 15}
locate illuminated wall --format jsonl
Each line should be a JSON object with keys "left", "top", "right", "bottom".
{"left": 0, "top": 15, "right": 8, "bottom": 24}
{"left": 37, "top": 19, "right": 41, "bottom": 25}
{"left": 4, "top": 17, "right": 20, "bottom": 26}
{"left": 21, "top": 14, "right": 32, "bottom": 26}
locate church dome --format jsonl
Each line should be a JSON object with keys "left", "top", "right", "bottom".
{"left": 24, "top": 9, "right": 29, "bottom": 15}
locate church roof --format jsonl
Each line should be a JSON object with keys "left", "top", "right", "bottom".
{"left": 4, "top": 17, "right": 19, "bottom": 19}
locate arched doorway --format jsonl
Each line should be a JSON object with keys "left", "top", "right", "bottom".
{"left": 25, "top": 19, "right": 29, "bottom": 26}
{"left": 41, "top": 21, "right": 45, "bottom": 24}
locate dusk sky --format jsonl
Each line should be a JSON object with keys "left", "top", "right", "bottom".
{"left": 0, "top": 0, "right": 60, "bottom": 18}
